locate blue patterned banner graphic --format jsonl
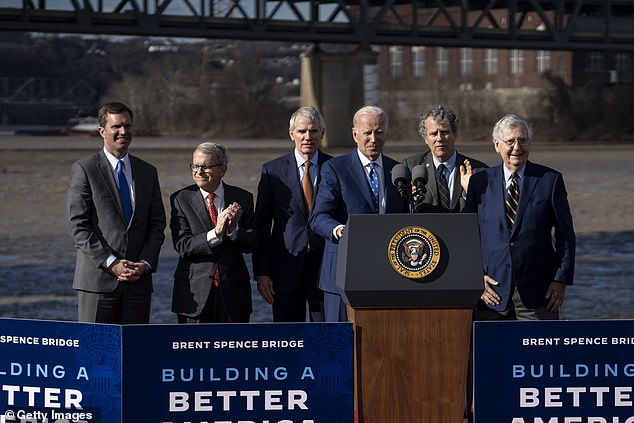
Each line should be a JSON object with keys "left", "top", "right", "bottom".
{"left": 121, "top": 322, "right": 353, "bottom": 423}
{"left": 0, "top": 318, "right": 121, "bottom": 423}
{"left": 474, "top": 319, "right": 634, "bottom": 423}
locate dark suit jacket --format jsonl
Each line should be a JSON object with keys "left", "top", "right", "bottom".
{"left": 464, "top": 161, "right": 576, "bottom": 311}
{"left": 67, "top": 150, "right": 166, "bottom": 294}
{"left": 402, "top": 150, "right": 488, "bottom": 213}
{"left": 252, "top": 149, "right": 333, "bottom": 293}
{"left": 170, "top": 182, "right": 256, "bottom": 320}
{"left": 309, "top": 150, "right": 409, "bottom": 295}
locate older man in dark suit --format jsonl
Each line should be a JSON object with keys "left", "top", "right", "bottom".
{"left": 464, "top": 114, "right": 576, "bottom": 320}
{"left": 170, "top": 142, "right": 256, "bottom": 323}
{"left": 403, "top": 104, "right": 487, "bottom": 213}
{"left": 309, "top": 105, "right": 409, "bottom": 322}
{"left": 253, "top": 106, "right": 333, "bottom": 322}
{"left": 67, "top": 102, "right": 166, "bottom": 324}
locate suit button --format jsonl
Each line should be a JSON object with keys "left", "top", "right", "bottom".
{"left": 122, "top": 250, "right": 127, "bottom": 255}
{"left": 506, "top": 264, "right": 511, "bottom": 268}
{"left": 509, "top": 242, "right": 515, "bottom": 246}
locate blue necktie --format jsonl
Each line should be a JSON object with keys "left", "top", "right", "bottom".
{"left": 368, "top": 162, "right": 380, "bottom": 212}
{"left": 116, "top": 160, "right": 133, "bottom": 224}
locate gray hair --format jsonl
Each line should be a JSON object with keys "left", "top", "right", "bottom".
{"left": 289, "top": 106, "right": 325, "bottom": 131}
{"left": 417, "top": 104, "right": 459, "bottom": 138}
{"left": 194, "top": 142, "right": 228, "bottom": 165}
{"left": 492, "top": 114, "right": 533, "bottom": 142}
{"left": 353, "top": 105, "right": 389, "bottom": 131}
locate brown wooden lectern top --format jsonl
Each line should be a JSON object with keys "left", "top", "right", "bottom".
{"left": 336, "top": 213, "right": 483, "bottom": 423}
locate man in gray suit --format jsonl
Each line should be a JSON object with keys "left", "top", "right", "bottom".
{"left": 402, "top": 104, "right": 487, "bottom": 213}
{"left": 170, "top": 142, "right": 256, "bottom": 323}
{"left": 67, "top": 102, "right": 166, "bottom": 324}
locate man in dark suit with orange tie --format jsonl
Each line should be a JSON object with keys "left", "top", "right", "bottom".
{"left": 464, "top": 114, "right": 576, "bottom": 320}
{"left": 309, "top": 105, "right": 409, "bottom": 322}
{"left": 67, "top": 102, "right": 166, "bottom": 324}
{"left": 253, "top": 106, "right": 333, "bottom": 322}
{"left": 170, "top": 142, "right": 256, "bottom": 323}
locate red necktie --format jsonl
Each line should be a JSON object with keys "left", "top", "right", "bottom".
{"left": 207, "top": 193, "right": 220, "bottom": 286}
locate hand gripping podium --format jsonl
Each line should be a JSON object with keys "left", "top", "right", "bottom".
{"left": 336, "top": 213, "right": 483, "bottom": 423}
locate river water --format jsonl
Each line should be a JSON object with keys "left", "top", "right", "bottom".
{"left": 0, "top": 136, "right": 632, "bottom": 322}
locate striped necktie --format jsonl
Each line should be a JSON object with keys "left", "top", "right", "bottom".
{"left": 437, "top": 163, "right": 451, "bottom": 211}
{"left": 505, "top": 173, "right": 520, "bottom": 232}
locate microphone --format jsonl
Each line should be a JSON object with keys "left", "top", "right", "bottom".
{"left": 391, "top": 164, "right": 412, "bottom": 201}
{"left": 411, "top": 165, "right": 428, "bottom": 213}
{"left": 411, "top": 165, "right": 428, "bottom": 195}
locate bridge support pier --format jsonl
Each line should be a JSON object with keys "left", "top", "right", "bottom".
{"left": 300, "top": 49, "right": 378, "bottom": 148}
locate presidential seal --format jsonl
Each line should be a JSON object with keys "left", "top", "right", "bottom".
{"left": 388, "top": 226, "right": 441, "bottom": 279}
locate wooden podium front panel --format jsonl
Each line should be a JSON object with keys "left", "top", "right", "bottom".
{"left": 348, "top": 307, "right": 473, "bottom": 423}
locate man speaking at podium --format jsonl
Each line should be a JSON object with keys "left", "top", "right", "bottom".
{"left": 309, "top": 106, "right": 409, "bottom": 322}
{"left": 403, "top": 104, "right": 487, "bottom": 213}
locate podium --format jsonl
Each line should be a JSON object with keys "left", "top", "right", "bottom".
{"left": 336, "top": 213, "right": 483, "bottom": 423}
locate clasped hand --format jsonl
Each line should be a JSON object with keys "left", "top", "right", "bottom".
{"left": 215, "top": 202, "right": 242, "bottom": 236}
{"left": 110, "top": 259, "right": 149, "bottom": 282}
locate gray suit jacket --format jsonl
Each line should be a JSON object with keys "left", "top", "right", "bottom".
{"left": 170, "top": 182, "right": 256, "bottom": 319}
{"left": 402, "top": 150, "right": 488, "bottom": 213}
{"left": 67, "top": 150, "right": 166, "bottom": 294}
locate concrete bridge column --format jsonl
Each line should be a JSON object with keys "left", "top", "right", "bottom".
{"left": 300, "top": 49, "right": 378, "bottom": 148}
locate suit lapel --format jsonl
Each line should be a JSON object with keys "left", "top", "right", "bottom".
{"left": 492, "top": 165, "right": 508, "bottom": 230}
{"left": 449, "top": 153, "right": 465, "bottom": 209}
{"left": 514, "top": 162, "right": 537, "bottom": 227}
{"left": 382, "top": 156, "right": 403, "bottom": 212}
{"left": 347, "top": 152, "right": 376, "bottom": 210}
{"left": 284, "top": 152, "right": 308, "bottom": 216}
{"left": 189, "top": 186, "right": 213, "bottom": 230}
{"left": 424, "top": 154, "right": 439, "bottom": 205}
{"left": 97, "top": 151, "right": 127, "bottom": 223}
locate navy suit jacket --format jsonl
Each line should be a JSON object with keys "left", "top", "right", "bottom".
{"left": 464, "top": 161, "right": 576, "bottom": 311}
{"left": 309, "top": 150, "right": 409, "bottom": 295}
{"left": 252, "top": 149, "right": 333, "bottom": 293}
{"left": 170, "top": 182, "right": 256, "bottom": 320}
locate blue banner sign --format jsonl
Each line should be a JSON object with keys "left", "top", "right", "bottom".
{"left": 0, "top": 318, "right": 121, "bottom": 423}
{"left": 474, "top": 320, "right": 634, "bottom": 423}
{"left": 121, "top": 323, "right": 353, "bottom": 423}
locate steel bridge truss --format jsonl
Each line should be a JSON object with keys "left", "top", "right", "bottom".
{"left": 1, "top": 1, "right": 634, "bottom": 51}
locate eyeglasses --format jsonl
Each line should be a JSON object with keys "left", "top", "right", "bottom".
{"left": 499, "top": 138, "right": 529, "bottom": 147}
{"left": 190, "top": 163, "right": 222, "bottom": 173}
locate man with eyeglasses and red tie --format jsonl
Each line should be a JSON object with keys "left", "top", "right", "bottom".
{"left": 464, "top": 114, "right": 576, "bottom": 321}
{"left": 169, "top": 142, "right": 256, "bottom": 323}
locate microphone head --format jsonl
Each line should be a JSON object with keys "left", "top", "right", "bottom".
{"left": 391, "top": 163, "right": 411, "bottom": 186}
{"left": 412, "top": 165, "right": 428, "bottom": 184}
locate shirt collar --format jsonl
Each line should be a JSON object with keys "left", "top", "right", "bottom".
{"left": 200, "top": 182, "right": 225, "bottom": 202}
{"left": 356, "top": 149, "right": 384, "bottom": 168}
{"left": 503, "top": 165, "right": 526, "bottom": 183}
{"left": 103, "top": 147, "right": 130, "bottom": 170}
{"left": 294, "top": 149, "right": 318, "bottom": 168}
{"left": 432, "top": 151, "right": 457, "bottom": 172}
